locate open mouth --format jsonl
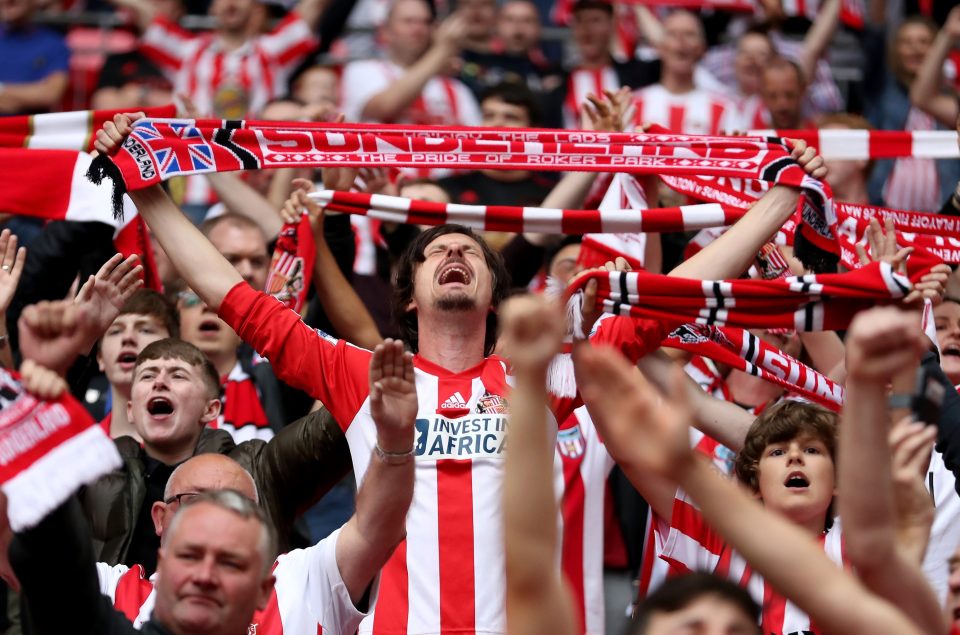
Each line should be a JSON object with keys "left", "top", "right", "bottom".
{"left": 438, "top": 263, "right": 471, "bottom": 286}
{"left": 944, "top": 344, "right": 960, "bottom": 358}
{"left": 784, "top": 472, "right": 810, "bottom": 489}
{"left": 198, "top": 319, "right": 222, "bottom": 334}
{"left": 117, "top": 351, "right": 138, "bottom": 367}
{"left": 147, "top": 396, "right": 174, "bottom": 416}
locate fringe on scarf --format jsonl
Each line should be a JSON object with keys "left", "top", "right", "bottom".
{"left": 86, "top": 153, "right": 128, "bottom": 222}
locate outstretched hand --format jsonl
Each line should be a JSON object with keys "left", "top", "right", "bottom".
{"left": 369, "top": 338, "right": 418, "bottom": 453}
{"left": 75, "top": 254, "right": 144, "bottom": 341}
{"left": 0, "top": 229, "right": 26, "bottom": 316}
{"left": 855, "top": 217, "right": 912, "bottom": 274}
{"left": 581, "top": 88, "right": 632, "bottom": 133}
{"left": 575, "top": 345, "right": 693, "bottom": 481}
{"left": 18, "top": 300, "right": 97, "bottom": 376}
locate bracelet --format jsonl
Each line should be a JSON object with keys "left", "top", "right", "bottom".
{"left": 887, "top": 393, "right": 913, "bottom": 410}
{"left": 374, "top": 442, "right": 415, "bottom": 465}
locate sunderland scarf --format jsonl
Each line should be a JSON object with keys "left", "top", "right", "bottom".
{"left": 264, "top": 215, "right": 316, "bottom": 314}
{"left": 0, "top": 368, "right": 121, "bottom": 530}
{"left": 663, "top": 323, "right": 844, "bottom": 411}
{"left": 0, "top": 105, "right": 176, "bottom": 151}
{"left": 565, "top": 261, "right": 910, "bottom": 332}
{"left": 86, "top": 118, "right": 834, "bottom": 246}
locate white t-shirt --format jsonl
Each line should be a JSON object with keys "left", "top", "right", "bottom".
{"left": 96, "top": 528, "right": 365, "bottom": 634}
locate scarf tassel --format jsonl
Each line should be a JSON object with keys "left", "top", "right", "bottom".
{"left": 86, "top": 154, "right": 127, "bottom": 222}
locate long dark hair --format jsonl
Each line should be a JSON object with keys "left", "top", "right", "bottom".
{"left": 392, "top": 224, "right": 510, "bottom": 356}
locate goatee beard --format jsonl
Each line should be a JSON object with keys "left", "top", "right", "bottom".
{"left": 435, "top": 293, "right": 476, "bottom": 312}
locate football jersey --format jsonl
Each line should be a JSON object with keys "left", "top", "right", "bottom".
{"left": 219, "top": 282, "right": 667, "bottom": 634}
{"left": 341, "top": 59, "right": 481, "bottom": 127}
{"left": 922, "top": 449, "right": 960, "bottom": 603}
{"left": 558, "top": 407, "right": 615, "bottom": 635}
{"left": 633, "top": 84, "right": 737, "bottom": 136}
{"left": 660, "top": 490, "right": 845, "bottom": 635}
{"left": 96, "top": 528, "right": 365, "bottom": 633}
{"left": 141, "top": 13, "right": 317, "bottom": 118}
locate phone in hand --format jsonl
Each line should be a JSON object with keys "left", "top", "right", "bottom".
{"left": 912, "top": 365, "right": 947, "bottom": 426}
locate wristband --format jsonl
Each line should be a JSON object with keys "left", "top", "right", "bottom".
{"left": 374, "top": 442, "right": 415, "bottom": 465}
{"left": 887, "top": 393, "right": 913, "bottom": 410}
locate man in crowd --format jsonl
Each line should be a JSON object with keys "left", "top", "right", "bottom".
{"left": 0, "top": 0, "right": 69, "bottom": 114}
{"left": 759, "top": 57, "right": 812, "bottom": 130}
{"left": 79, "top": 337, "right": 350, "bottom": 577}
{"left": 563, "top": 0, "right": 658, "bottom": 128}
{"left": 632, "top": 10, "right": 736, "bottom": 135}
{"left": 342, "top": 0, "right": 480, "bottom": 126}
{"left": 439, "top": 82, "right": 556, "bottom": 207}
{"left": 105, "top": 0, "right": 327, "bottom": 117}
{"left": 457, "top": 0, "right": 564, "bottom": 126}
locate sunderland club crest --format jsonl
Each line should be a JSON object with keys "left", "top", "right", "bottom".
{"left": 557, "top": 425, "right": 585, "bottom": 459}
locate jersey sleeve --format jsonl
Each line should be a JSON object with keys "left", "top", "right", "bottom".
{"left": 274, "top": 528, "right": 367, "bottom": 634}
{"left": 257, "top": 12, "right": 318, "bottom": 74}
{"left": 341, "top": 60, "right": 390, "bottom": 122}
{"left": 140, "top": 15, "right": 194, "bottom": 75}
{"left": 588, "top": 314, "right": 670, "bottom": 364}
{"left": 218, "top": 282, "right": 371, "bottom": 429}
{"left": 658, "top": 488, "right": 727, "bottom": 574}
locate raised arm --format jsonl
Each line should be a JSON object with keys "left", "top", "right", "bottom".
{"left": 499, "top": 295, "right": 577, "bottom": 635}
{"left": 668, "top": 141, "right": 826, "bottom": 280}
{"left": 839, "top": 307, "right": 946, "bottom": 635}
{"left": 909, "top": 6, "right": 960, "bottom": 128}
{"left": 334, "top": 339, "right": 416, "bottom": 603}
{"left": 285, "top": 176, "right": 383, "bottom": 350}
{"left": 357, "top": 13, "right": 467, "bottom": 122}
{"left": 104, "top": 0, "right": 156, "bottom": 32}
{"left": 0, "top": 229, "right": 26, "bottom": 369}
{"left": 95, "top": 114, "right": 243, "bottom": 311}
{"left": 637, "top": 349, "right": 753, "bottom": 452}
{"left": 797, "top": 0, "right": 841, "bottom": 85}
{"left": 575, "top": 345, "right": 928, "bottom": 635}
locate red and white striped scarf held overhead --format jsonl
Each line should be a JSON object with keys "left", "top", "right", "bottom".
{"left": 566, "top": 262, "right": 911, "bottom": 332}
{"left": 88, "top": 117, "right": 836, "bottom": 248}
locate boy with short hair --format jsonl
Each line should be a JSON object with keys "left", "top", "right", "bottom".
{"left": 580, "top": 372, "right": 841, "bottom": 634}
{"left": 96, "top": 289, "right": 178, "bottom": 440}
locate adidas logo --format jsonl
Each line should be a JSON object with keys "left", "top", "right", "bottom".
{"left": 440, "top": 391, "right": 468, "bottom": 409}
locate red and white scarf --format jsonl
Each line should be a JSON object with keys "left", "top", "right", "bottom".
{"left": 565, "top": 261, "right": 911, "bottom": 332}
{"left": 0, "top": 149, "right": 163, "bottom": 290}
{"left": 88, "top": 118, "right": 835, "bottom": 248}
{"left": 748, "top": 128, "right": 959, "bottom": 160}
{"left": 0, "top": 368, "right": 121, "bottom": 531}
{"left": 0, "top": 106, "right": 175, "bottom": 291}
{"left": 264, "top": 215, "right": 316, "bottom": 314}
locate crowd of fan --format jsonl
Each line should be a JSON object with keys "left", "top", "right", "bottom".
{"left": 4, "top": 0, "right": 960, "bottom": 634}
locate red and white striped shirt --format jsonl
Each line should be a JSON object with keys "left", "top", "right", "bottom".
{"left": 633, "top": 84, "right": 738, "bottom": 136}
{"left": 341, "top": 59, "right": 481, "bottom": 127}
{"left": 882, "top": 107, "right": 941, "bottom": 213}
{"left": 219, "top": 283, "right": 668, "bottom": 634}
{"left": 660, "top": 490, "right": 845, "bottom": 635}
{"left": 558, "top": 407, "right": 615, "bottom": 635}
{"left": 564, "top": 67, "right": 623, "bottom": 130}
{"left": 95, "top": 528, "right": 365, "bottom": 633}
{"left": 141, "top": 13, "right": 317, "bottom": 118}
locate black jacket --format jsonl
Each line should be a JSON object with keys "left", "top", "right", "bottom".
{"left": 79, "top": 406, "right": 351, "bottom": 566}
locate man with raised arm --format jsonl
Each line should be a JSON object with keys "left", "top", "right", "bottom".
{"left": 96, "top": 111, "right": 824, "bottom": 635}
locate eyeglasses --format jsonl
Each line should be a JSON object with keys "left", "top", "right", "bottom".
{"left": 177, "top": 291, "right": 203, "bottom": 309}
{"left": 163, "top": 491, "right": 202, "bottom": 506}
